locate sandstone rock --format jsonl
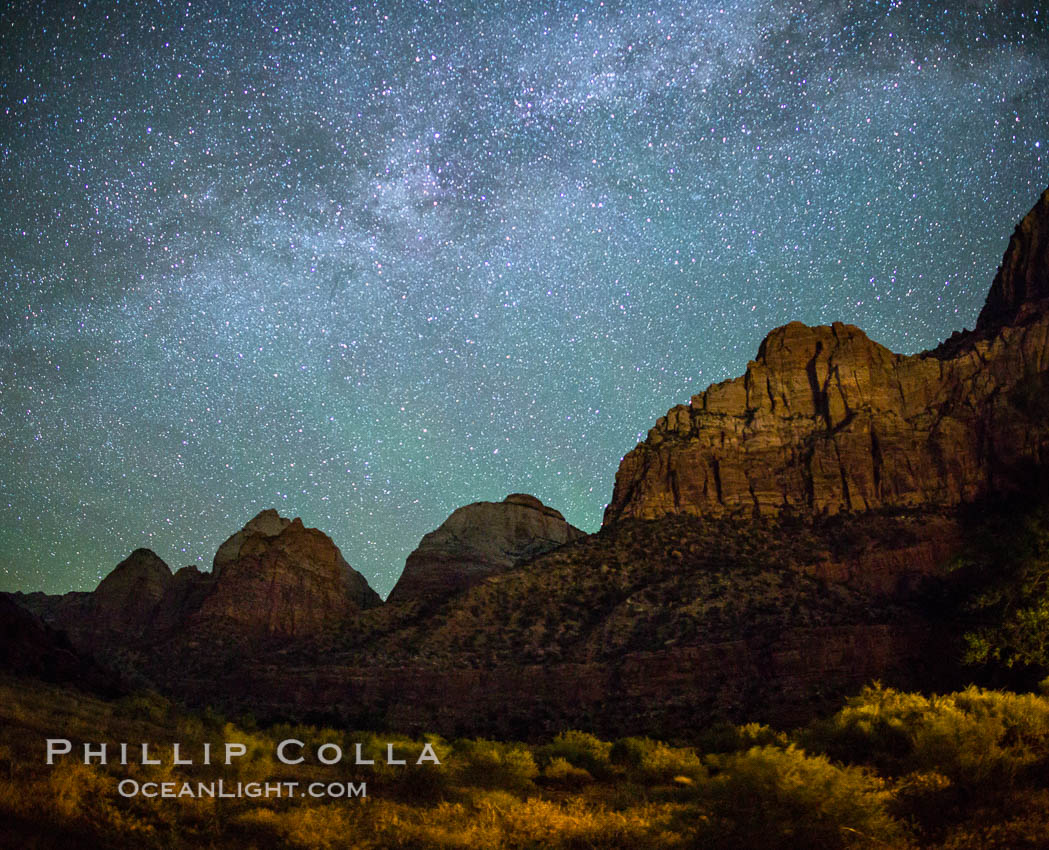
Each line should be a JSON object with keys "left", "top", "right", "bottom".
{"left": 212, "top": 508, "right": 290, "bottom": 576}
{"left": 387, "top": 494, "right": 584, "bottom": 605}
{"left": 192, "top": 511, "right": 381, "bottom": 637}
{"left": 11, "top": 549, "right": 172, "bottom": 647}
{"left": 18, "top": 514, "right": 382, "bottom": 647}
{"left": 977, "top": 187, "right": 1049, "bottom": 332}
{"left": 605, "top": 188, "right": 1049, "bottom": 525}
{"left": 151, "top": 565, "right": 214, "bottom": 635}
{"left": 90, "top": 548, "right": 172, "bottom": 635}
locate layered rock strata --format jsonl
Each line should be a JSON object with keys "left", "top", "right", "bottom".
{"left": 605, "top": 189, "right": 1049, "bottom": 525}
{"left": 387, "top": 494, "right": 584, "bottom": 605}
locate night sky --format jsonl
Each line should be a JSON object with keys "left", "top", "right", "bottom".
{"left": 1, "top": 2, "right": 1046, "bottom": 598}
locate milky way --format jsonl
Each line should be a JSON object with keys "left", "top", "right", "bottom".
{"left": 1, "top": 1, "right": 1046, "bottom": 597}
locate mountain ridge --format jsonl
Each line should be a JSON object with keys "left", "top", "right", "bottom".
{"left": 6, "top": 185, "right": 1049, "bottom": 736}
{"left": 604, "top": 189, "right": 1049, "bottom": 526}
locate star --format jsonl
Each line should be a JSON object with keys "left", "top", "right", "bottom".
{"left": 0, "top": 1, "right": 1046, "bottom": 597}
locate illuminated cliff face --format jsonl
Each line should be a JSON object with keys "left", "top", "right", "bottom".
{"left": 605, "top": 188, "right": 1049, "bottom": 526}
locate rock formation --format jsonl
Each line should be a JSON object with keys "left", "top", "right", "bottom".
{"left": 0, "top": 595, "right": 124, "bottom": 697}
{"left": 89, "top": 548, "right": 173, "bottom": 638}
{"left": 387, "top": 494, "right": 584, "bottom": 605}
{"left": 190, "top": 510, "right": 381, "bottom": 636}
{"left": 11, "top": 511, "right": 381, "bottom": 649}
{"left": 605, "top": 189, "right": 1049, "bottom": 525}
{"left": 977, "top": 187, "right": 1049, "bottom": 333}
{"left": 7, "top": 187, "right": 1049, "bottom": 739}
{"left": 12, "top": 549, "right": 173, "bottom": 647}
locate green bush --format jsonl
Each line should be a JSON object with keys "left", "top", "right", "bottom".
{"left": 804, "top": 684, "right": 1049, "bottom": 793}
{"left": 693, "top": 744, "right": 904, "bottom": 850}
{"left": 450, "top": 739, "right": 538, "bottom": 791}
{"left": 953, "top": 496, "right": 1049, "bottom": 679}
{"left": 537, "top": 730, "right": 612, "bottom": 779}
{"left": 609, "top": 736, "right": 704, "bottom": 784}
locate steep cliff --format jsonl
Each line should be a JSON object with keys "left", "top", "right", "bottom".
{"left": 387, "top": 494, "right": 584, "bottom": 605}
{"left": 977, "top": 187, "right": 1049, "bottom": 333}
{"left": 605, "top": 189, "right": 1049, "bottom": 525}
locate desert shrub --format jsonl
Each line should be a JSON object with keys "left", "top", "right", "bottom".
{"left": 541, "top": 756, "right": 593, "bottom": 788}
{"left": 394, "top": 760, "right": 454, "bottom": 802}
{"left": 235, "top": 805, "right": 358, "bottom": 850}
{"left": 609, "top": 736, "right": 704, "bottom": 784}
{"left": 609, "top": 736, "right": 651, "bottom": 769}
{"left": 889, "top": 770, "right": 956, "bottom": 834}
{"left": 45, "top": 761, "right": 164, "bottom": 843}
{"left": 222, "top": 722, "right": 275, "bottom": 782}
{"left": 392, "top": 736, "right": 453, "bottom": 802}
{"left": 802, "top": 685, "right": 938, "bottom": 772}
{"left": 805, "top": 684, "right": 1049, "bottom": 793}
{"left": 120, "top": 691, "right": 170, "bottom": 724}
{"left": 936, "top": 789, "right": 1049, "bottom": 849}
{"left": 450, "top": 739, "right": 538, "bottom": 791}
{"left": 537, "top": 730, "right": 613, "bottom": 778}
{"left": 692, "top": 744, "right": 905, "bottom": 850}
{"left": 697, "top": 720, "right": 788, "bottom": 753}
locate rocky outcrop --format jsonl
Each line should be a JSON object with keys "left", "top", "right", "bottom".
{"left": 387, "top": 494, "right": 584, "bottom": 605}
{"left": 212, "top": 508, "right": 291, "bottom": 575}
{"left": 12, "top": 512, "right": 381, "bottom": 648}
{"left": 189, "top": 511, "right": 381, "bottom": 637}
{"left": 151, "top": 565, "right": 214, "bottom": 635}
{"left": 0, "top": 595, "right": 124, "bottom": 697}
{"left": 10, "top": 549, "right": 173, "bottom": 647}
{"left": 604, "top": 189, "right": 1049, "bottom": 525}
{"left": 8, "top": 189, "right": 1049, "bottom": 740}
{"left": 89, "top": 548, "right": 173, "bottom": 637}
{"left": 977, "top": 187, "right": 1049, "bottom": 333}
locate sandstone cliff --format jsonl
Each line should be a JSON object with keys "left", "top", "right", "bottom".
{"left": 9, "top": 188, "right": 1049, "bottom": 739}
{"left": 90, "top": 548, "right": 173, "bottom": 638}
{"left": 605, "top": 189, "right": 1049, "bottom": 525}
{"left": 168, "top": 511, "right": 957, "bottom": 737}
{"left": 387, "top": 494, "right": 584, "bottom": 605}
{"left": 977, "top": 187, "right": 1049, "bottom": 333}
{"left": 189, "top": 510, "right": 381, "bottom": 636}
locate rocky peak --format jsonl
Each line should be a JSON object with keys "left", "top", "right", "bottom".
{"left": 96, "top": 548, "right": 171, "bottom": 591}
{"left": 212, "top": 508, "right": 291, "bottom": 576}
{"left": 194, "top": 511, "right": 381, "bottom": 637}
{"left": 976, "top": 186, "right": 1049, "bottom": 333}
{"left": 90, "top": 549, "right": 172, "bottom": 636}
{"left": 605, "top": 188, "right": 1049, "bottom": 526}
{"left": 387, "top": 495, "right": 584, "bottom": 605}
{"left": 503, "top": 493, "right": 568, "bottom": 519}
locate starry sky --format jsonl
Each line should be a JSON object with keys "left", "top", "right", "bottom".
{"left": 1, "top": 1, "right": 1046, "bottom": 598}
